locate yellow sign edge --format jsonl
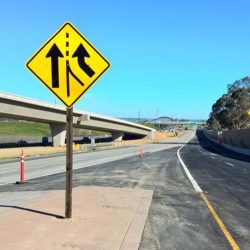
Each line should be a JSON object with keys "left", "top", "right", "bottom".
{"left": 26, "top": 21, "right": 111, "bottom": 108}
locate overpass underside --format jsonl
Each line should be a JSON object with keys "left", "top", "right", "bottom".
{"left": 0, "top": 93, "right": 155, "bottom": 146}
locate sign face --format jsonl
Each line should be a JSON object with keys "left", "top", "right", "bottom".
{"left": 26, "top": 22, "right": 110, "bottom": 107}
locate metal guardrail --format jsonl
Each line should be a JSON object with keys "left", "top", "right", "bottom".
{"left": 79, "top": 142, "right": 114, "bottom": 151}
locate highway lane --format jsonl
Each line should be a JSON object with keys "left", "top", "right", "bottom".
{"left": 0, "top": 131, "right": 195, "bottom": 185}
{"left": 179, "top": 130, "right": 250, "bottom": 250}
{"left": 0, "top": 140, "right": 228, "bottom": 249}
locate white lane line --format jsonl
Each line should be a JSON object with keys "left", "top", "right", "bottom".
{"left": 177, "top": 145, "right": 202, "bottom": 193}
{"left": 211, "top": 156, "right": 215, "bottom": 159}
{"left": 0, "top": 169, "right": 17, "bottom": 174}
{"left": 142, "top": 162, "right": 151, "bottom": 170}
{"left": 225, "top": 162, "right": 234, "bottom": 167}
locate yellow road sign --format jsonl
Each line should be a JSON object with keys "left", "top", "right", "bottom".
{"left": 26, "top": 22, "right": 110, "bottom": 107}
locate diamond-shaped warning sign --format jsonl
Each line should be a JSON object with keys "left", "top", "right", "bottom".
{"left": 26, "top": 22, "right": 110, "bottom": 107}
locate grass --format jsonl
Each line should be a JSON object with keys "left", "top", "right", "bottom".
{"left": 142, "top": 122, "right": 159, "bottom": 130}
{"left": 0, "top": 121, "right": 50, "bottom": 136}
{"left": 0, "top": 121, "right": 109, "bottom": 137}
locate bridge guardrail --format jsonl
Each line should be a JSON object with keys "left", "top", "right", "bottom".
{"left": 79, "top": 142, "right": 114, "bottom": 152}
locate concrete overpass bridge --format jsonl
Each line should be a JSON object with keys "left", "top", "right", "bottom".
{"left": 0, "top": 92, "right": 155, "bottom": 146}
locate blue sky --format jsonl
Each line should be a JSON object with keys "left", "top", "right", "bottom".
{"left": 0, "top": 0, "right": 250, "bottom": 119}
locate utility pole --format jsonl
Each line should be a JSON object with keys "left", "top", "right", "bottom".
{"left": 156, "top": 108, "right": 160, "bottom": 130}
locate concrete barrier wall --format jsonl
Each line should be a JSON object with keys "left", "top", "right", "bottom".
{"left": 204, "top": 129, "right": 250, "bottom": 149}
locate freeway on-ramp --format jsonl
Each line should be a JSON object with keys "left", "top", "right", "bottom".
{"left": 1, "top": 130, "right": 249, "bottom": 249}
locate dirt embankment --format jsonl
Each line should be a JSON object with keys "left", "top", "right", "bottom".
{"left": 0, "top": 147, "right": 67, "bottom": 160}
{"left": 0, "top": 130, "right": 187, "bottom": 160}
{"left": 114, "top": 130, "right": 186, "bottom": 146}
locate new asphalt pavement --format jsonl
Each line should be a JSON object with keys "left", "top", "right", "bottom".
{"left": 1, "top": 130, "right": 249, "bottom": 249}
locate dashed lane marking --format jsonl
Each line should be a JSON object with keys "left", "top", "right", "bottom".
{"left": 225, "top": 162, "right": 234, "bottom": 167}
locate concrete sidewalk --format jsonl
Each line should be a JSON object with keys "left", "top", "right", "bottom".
{"left": 0, "top": 186, "right": 153, "bottom": 250}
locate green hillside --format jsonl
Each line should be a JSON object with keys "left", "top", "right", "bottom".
{"left": 0, "top": 121, "right": 108, "bottom": 137}
{"left": 0, "top": 121, "right": 50, "bottom": 136}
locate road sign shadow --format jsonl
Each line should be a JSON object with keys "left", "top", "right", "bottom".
{"left": 0, "top": 205, "right": 64, "bottom": 219}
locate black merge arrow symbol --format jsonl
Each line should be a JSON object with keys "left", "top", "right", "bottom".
{"left": 72, "top": 44, "right": 95, "bottom": 78}
{"left": 46, "top": 43, "right": 64, "bottom": 88}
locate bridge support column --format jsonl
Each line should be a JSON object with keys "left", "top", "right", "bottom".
{"left": 50, "top": 124, "right": 66, "bottom": 147}
{"left": 112, "top": 132, "right": 124, "bottom": 142}
{"left": 147, "top": 131, "right": 155, "bottom": 139}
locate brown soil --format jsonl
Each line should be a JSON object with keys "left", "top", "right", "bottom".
{"left": 113, "top": 130, "right": 187, "bottom": 146}
{"left": 0, "top": 146, "right": 67, "bottom": 160}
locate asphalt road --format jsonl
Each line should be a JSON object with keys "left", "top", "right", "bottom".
{"left": 0, "top": 131, "right": 194, "bottom": 186}
{"left": 0, "top": 130, "right": 235, "bottom": 249}
{"left": 179, "top": 130, "right": 250, "bottom": 250}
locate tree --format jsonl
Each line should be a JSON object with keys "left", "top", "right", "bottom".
{"left": 230, "top": 88, "right": 250, "bottom": 128}
{"left": 228, "top": 76, "right": 250, "bottom": 93}
{"left": 207, "top": 76, "right": 250, "bottom": 130}
{"left": 207, "top": 115, "right": 221, "bottom": 131}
